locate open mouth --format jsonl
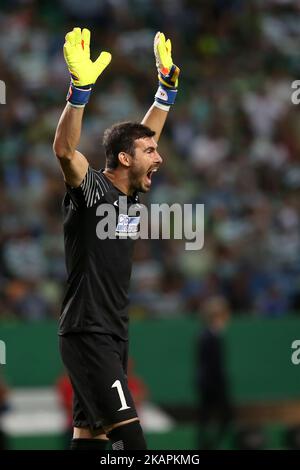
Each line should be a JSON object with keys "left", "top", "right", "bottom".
{"left": 146, "top": 168, "right": 158, "bottom": 185}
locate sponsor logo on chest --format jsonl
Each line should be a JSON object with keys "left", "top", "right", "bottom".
{"left": 115, "top": 214, "right": 140, "bottom": 237}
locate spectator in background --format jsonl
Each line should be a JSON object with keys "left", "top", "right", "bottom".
{"left": 195, "top": 296, "right": 233, "bottom": 450}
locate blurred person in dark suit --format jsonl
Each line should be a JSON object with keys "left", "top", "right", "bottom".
{"left": 195, "top": 296, "right": 233, "bottom": 449}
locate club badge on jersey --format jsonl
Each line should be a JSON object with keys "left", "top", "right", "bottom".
{"left": 115, "top": 214, "right": 140, "bottom": 238}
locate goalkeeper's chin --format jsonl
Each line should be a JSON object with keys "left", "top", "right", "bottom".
{"left": 141, "top": 173, "right": 153, "bottom": 192}
{"left": 132, "top": 174, "right": 152, "bottom": 194}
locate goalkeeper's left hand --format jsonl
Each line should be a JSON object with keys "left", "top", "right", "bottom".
{"left": 154, "top": 32, "right": 180, "bottom": 110}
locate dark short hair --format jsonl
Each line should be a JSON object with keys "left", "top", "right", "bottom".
{"left": 103, "top": 122, "right": 156, "bottom": 169}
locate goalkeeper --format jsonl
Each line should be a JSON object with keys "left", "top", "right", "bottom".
{"left": 53, "top": 28, "right": 179, "bottom": 451}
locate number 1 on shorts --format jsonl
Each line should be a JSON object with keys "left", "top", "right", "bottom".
{"left": 112, "top": 380, "right": 131, "bottom": 411}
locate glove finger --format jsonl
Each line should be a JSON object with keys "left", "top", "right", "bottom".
{"left": 82, "top": 28, "right": 91, "bottom": 50}
{"left": 154, "top": 31, "right": 161, "bottom": 67}
{"left": 172, "top": 65, "right": 180, "bottom": 86}
{"left": 154, "top": 31, "right": 161, "bottom": 52}
{"left": 73, "top": 27, "right": 82, "bottom": 46}
{"left": 165, "top": 38, "right": 172, "bottom": 56}
{"left": 157, "top": 33, "right": 172, "bottom": 71}
{"left": 65, "top": 31, "right": 75, "bottom": 46}
{"left": 94, "top": 51, "right": 112, "bottom": 73}
{"left": 159, "top": 32, "right": 166, "bottom": 44}
{"left": 157, "top": 33, "right": 167, "bottom": 64}
{"left": 63, "top": 41, "right": 72, "bottom": 61}
{"left": 158, "top": 31, "right": 166, "bottom": 59}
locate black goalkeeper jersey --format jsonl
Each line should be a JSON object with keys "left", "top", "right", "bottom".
{"left": 58, "top": 167, "right": 139, "bottom": 340}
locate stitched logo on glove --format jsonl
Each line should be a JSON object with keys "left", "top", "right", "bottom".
{"left": 157, "top": 88, "right": 168, "bottom": 101}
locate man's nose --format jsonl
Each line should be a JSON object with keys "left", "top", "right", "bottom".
{"left": 155, "top": 151, "right": 163, "bottom": 165}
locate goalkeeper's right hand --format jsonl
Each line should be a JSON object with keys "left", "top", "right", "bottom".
{"left": 63, "top": 27, "right": 112, "bottom": 107}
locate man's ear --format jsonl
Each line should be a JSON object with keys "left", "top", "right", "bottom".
{"left": 118, "top": 152, "right": 131, "bottom": 167}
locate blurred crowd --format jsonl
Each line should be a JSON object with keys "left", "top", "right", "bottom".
{"left": 1, "top": 0, "right": 300, "bottom": 321}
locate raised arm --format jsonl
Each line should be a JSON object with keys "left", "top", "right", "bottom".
{"left": 53, "top": 27, "right": 111, "bottom": 187}
{"left": 53, "top": 104, "right": 88, "bottom": 187}
{"left": 142, "top": 32, "right": 180, "bottom": 142}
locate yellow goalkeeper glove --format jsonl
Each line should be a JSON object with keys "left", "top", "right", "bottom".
{"left": 63, "top": 27, "right": 112, "bottom": 107}
{"left": 154, "top": 32, "right": 180, "bottom": 110}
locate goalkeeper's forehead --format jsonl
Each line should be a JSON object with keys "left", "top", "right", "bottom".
{"left": 134, "top": 137, "right": 157, "bottom": 151}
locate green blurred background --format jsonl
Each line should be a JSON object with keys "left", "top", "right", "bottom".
{"left": 2, "top": 316, "right": 300, "bottom": 449}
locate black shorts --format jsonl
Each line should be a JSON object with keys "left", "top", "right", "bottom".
{"left": 59, "top": 333, "right": 138, "bottom": 431}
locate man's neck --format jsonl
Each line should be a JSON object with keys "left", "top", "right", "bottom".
{"left": 103, "top": 168, "right": 134, "bottom": 196}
